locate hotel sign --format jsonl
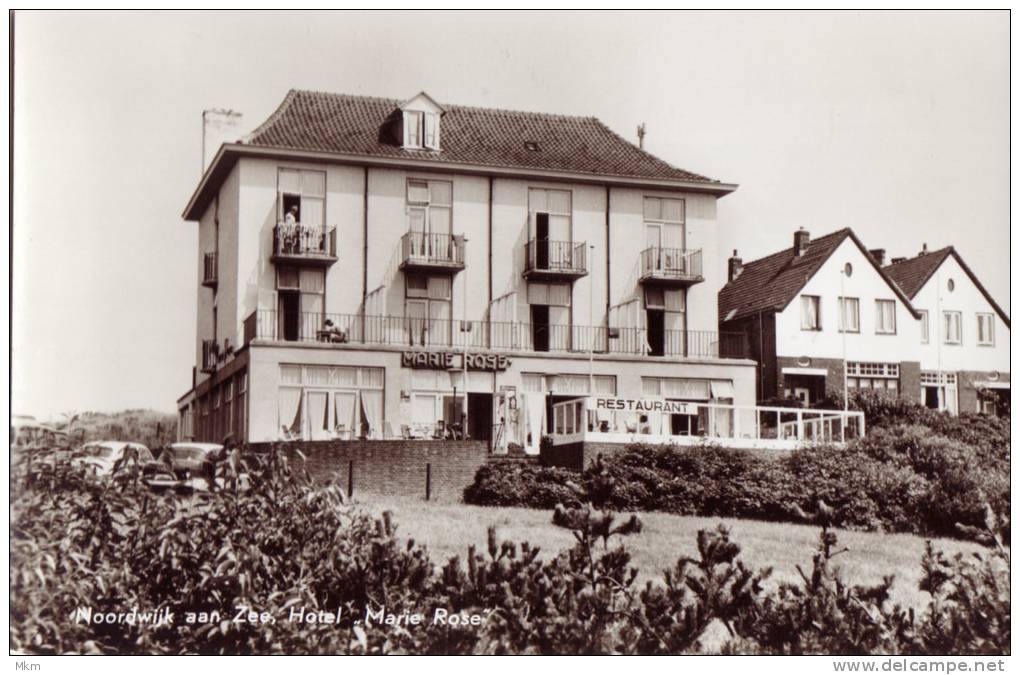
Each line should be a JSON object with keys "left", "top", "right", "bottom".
{"left": 590, "top": 397, "right": 699, "bottom": 416}
{"left": 401, "top": 351, "right": 511, "bottom": 372}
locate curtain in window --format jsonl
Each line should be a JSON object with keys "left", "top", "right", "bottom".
{"left": 333, "top": 392, "right": 357, "bottom": 434}
{"left": 642, "top": 378, "right": 661, "bottom": 395}
{"left": 840, "top": 299, "right": 859, "bottom": 331}
{"left": 279, "top": 169, "right": 302, "bottom": 195}
{"left": 299, "top": 293, "right": 322, "bottom": 339}
{"left": 429, "top": 181, "right": 451, "bottom": 206}
{"left": 406, "top": 300, "right": 427, "bottom": 346}
{"left": 662, "top": 378, "right": 710, "bottom": 400}
{"left": 428, "top": 276, "right": 452, "bottom": 299}
{"left": 801, "top": 296, "right": 818, "bottom": 329}
{"left": 877, "top": 301, "right": 895, "bottom": 332}
{"left": 546, "top": 190, "right": 570, "bottom": 215}
{"left": 523, "top": 393, "right": 546, "bottom": 455}
{"left": 330, "top": 367, "right": 358, "bottom": 387}
{"left": 412, "top": 394, "right": 438, "bottom": 428}
{"left": 359, "top": 367, "right": 384, "bottom": 388}
{"left": 593, "top": 375, "right": 616, "bottom": 395}
{"left": 360, "top": 390, "right": 383, "bottom": 438}
{"left": 281, "top": 365, "right": 303, "bottom": 385}
{"left": 278, "top": 388, "right": 302, "bottom": 438}
{"left": 661, "top": 199, "right": 684, "bottom": 223}
{"left": 424, "top": 114, "right": 437, "bottom": 148}
{"left": 305, "top": 366, "right": 330, "bottom": 386}
{"left": 521, "top": 373, "right": 544, "bottom": 392}
{"left": 306, "top": 391, "right": 330, "bottom": 441}
{"left": 429, "top": 300, "right": 451, "bottom": 346}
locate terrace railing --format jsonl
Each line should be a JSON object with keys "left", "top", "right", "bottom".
{"left": 242, "top": 309, "right": 750, "bottom": 359}
{"left": 272, "top": 223, "right": 337, "bottom": 262}
{"left": 640, "top": 247, "right": 703, "bottom": 283}
{"left": 523, "top": 240, "right": 588, "bottom": 278}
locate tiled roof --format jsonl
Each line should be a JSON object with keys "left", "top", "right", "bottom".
{"left": 243, "top": 89, "right": 720, "bottom": 184}
{"left": 885, "top": 247, "right": 1010, "bottom": 327}
{"left": 883, "top": 247, "right": 952, "bottom": 298}
{"left": 718, "top": 229, "right": 852, "bottom": 323}
{"left": 718, "top": 228, "right": 918, "bottom": 324}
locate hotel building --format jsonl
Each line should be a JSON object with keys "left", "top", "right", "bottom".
{"left": 176, "top": 90, "right": 758, "bottom": 453}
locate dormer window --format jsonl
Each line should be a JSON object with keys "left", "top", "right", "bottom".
{"left": 400, "top": 91, "right": 444, "bottom": 151}
{"left": 404, "top": 111, "right": 439, "bottom": 149}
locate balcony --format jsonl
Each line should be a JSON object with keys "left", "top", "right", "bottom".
{"left": 200, "top": 339, "right": 218, "bottom": 374}
{"left": 523, "top": 240, "right": 588, "bottom": 281}
{"left": 271, "top": 223, "right": 338, "bottom": 267}
{"left": 399, "top": 232, "right": 465, "bottom": 274}
{"left": 202, "top": 252, "right": 218, "bottom": 288}
{"left": 242, "top": 309, "right": 749, "bottom": 359}
{"left": 639, "top": 247, "right": 704, "bottom": 286}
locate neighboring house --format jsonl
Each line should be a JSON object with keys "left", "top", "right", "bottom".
{"left": 177, "top": 89, "right": 758, "bottom": 451}
{"left": 884, "top": 246, "right": 1010, "bottom": 416}
{"left": 718, "top": 228, "right": 922, "bottom": 405}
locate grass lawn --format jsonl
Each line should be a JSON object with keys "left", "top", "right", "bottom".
{"left": 351, "top": 494, "right": 984, "bottom": 610}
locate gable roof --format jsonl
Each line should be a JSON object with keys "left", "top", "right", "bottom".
{"left": 718, "top": 228, "right": 920, "bottom": 324}
{"left": 885, "top": 247, "right": 1010, "bottom": 327}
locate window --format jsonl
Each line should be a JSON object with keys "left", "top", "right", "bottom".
{"left": 644, "top": 287, "right": 686, "bottom": 356}
{"left": 919, "top": 310, "right": 929, "bottom": 344}
{"left": 406, "top": 180, "right": 453, "bottom": 256}
{"left": 838, "top": 297, "right": 860, "bottom": 333}
{"left": 527, "top": 282, "right": 571, "bottom": 352}
{"left": 406, "top": 274, "right": 452, "bottom": 346}
{"left": 943, "top": 311, "right": 962, "bottom": 345}
{"left": 800, "top": 295, "right": 821, "bottom": 331}
{"left": 921, "top": 372, "right": 958, "bottom": 415}
{"left": 846, "top": 362, "right": 900, "bottom": 393}
{"left": 947, "top": 278, "right": 955, "bottom": 292}
{"left": 875, "top": 300, "right": 896, "bottom": 334}
{"left": 277, "top": 168, "right": 325, "bottom": 229}
{"left": 404, "top": 111, "right": 440, "bottom": 150}
{"left": 977, "top": 313, "right": 994, "bottom": 346}
{"left": 278, "top": 365, "right": 384, "bottom": 440}
{"left": 528, "top": 189, "right": 572, "bottom": 256}
{"left": 843, "top": 262, "right": 853, "bottom": 277}
{"left": 521, "top": 373, "right": 617, "bottom": 395}
{"left": 643, "top": 197, "right": 685, "bottom": 264}
{"left": 275, "top": 268, "right": 325, "bottom": 341}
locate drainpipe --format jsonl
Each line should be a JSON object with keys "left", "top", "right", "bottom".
{"left": 604, "top": 185, "right": 611, "bottom": 352}
{"left": 361, "top": 166, "right": 369, "bottom": 342}
{"left": 488, "top": 176, "right": 494, "bottom": 349}
{"left": 758, "top": 310, "right": 766, "bottom": 401}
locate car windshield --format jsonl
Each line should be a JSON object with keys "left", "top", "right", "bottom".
{"left": 173, "top": 447, "right": 209, "bottom": 461}
{"left": 82, "top": 444, "right": 115, "bottom": 459}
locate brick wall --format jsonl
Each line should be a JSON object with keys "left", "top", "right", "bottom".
{"left": 248, "top": 440, "right": 489, "bottom": 501}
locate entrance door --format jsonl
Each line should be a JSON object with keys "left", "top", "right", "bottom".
{"left": 468, "top": 393, "right": 493, "bottom": 441}
{"left": 923, "top": 386, "right": 940, "bottom": 409}
{"left": 535, "top": 212, "right": 550, "bottom": 269}
{"left": 279, "top": 291, "right": 301, "bottom": 341}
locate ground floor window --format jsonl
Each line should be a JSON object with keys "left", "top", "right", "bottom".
{"left": 846, "top": 362, "right": 900, "bottom": 392}
{"left": 920, "top": 371, "right": 958, "bottom": 415}
{"left": 278, "top": 365, "right": 384, "bottom": 440}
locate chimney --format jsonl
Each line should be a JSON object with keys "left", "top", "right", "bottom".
{"left": 637, "top": 123, "right": 646, "bottom": 150}
{"left": 890, "top": 257, "right": 907, "bottom": 264}
{"left": 793, "top": 228, "right": 810, "bottom": 256}
{"left": 728, "top": 249, "right": 743, "bottom": 282}
{"left": 868, "top": 248, "right": 886, "bottom": 266}
{"left": 202, "top": 108, "right": 243, "bottom": 173}
{"left": 919, "top": 243, "right": 928, "bottom": 256}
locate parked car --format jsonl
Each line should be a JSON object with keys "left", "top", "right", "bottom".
{"left": 71, "top": 441, "right": 159, "bottom": 477}
{"left": 164, "top": 442, "right": 223, "bottom": 480}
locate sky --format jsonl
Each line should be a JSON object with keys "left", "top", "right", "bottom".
{"left": 11, "top": 10, "right": 1010, "bottom": 420}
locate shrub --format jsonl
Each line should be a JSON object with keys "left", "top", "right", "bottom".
{"left": 9, "top": 445, "right": 1010, "bottom": 655}
{"left": 462, "top": 462, "right": 582, "bottom": 509}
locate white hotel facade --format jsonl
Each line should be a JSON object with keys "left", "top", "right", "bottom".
{"left": 176, "top": 90, "right": 758, "bottom": 453}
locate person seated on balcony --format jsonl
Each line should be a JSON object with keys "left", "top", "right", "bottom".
{"left": 321, "top": 319, "right": 347, "bottom": 343}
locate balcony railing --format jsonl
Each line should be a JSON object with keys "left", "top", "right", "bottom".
{"left": 202, "top": 252, "right": 218, "bottom": 287}
{"left": 399, "top": 231, "right": 465, "bottom": 272}
{"left": 639, "top": 247, "right": 703, "bottom": 285}
{"left": 523, "top": 240, "right": 588, "bottom": 280}
{"left": 243, "top": 309, "right": 750, "bottom": 359}
{"left": 201, "top": 339, "right": 218, "bottom": 373}
{"left": 271, "top": 223, "right": 337, "bottom": 266}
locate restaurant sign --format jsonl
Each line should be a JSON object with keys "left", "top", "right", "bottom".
{"left": 401, "top": 351, "right": 511, "bottom": 372}
{"left": 590, "top": 397, "right": 699, "bottom": 416}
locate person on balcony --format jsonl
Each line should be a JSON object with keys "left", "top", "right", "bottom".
{"left": 321, "top": 318, "right": 347, "bottom": 343}
{"left": 282, "top": 205, "right": 299, "bottom": 253}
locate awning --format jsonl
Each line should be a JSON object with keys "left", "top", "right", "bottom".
{"left": 781, "top": 367, "right": 828, "bottom": 377}
{"left": 709, "top": 380, "right": 735, "bottom": 399}
{"left": 973, "top": 381, "right": 1011, "bottom": 390}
